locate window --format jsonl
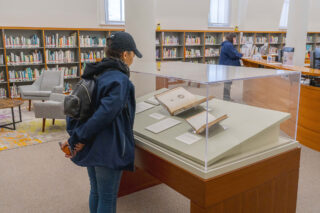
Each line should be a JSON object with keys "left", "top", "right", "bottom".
{"left": 209, "top": 0, "right": 230, "bottom": 27}
{"left": 105, "top": 0, "right": 125, "bottom": 25}
{"left": 279, "top": 0, "right": 290, "bottom": 29}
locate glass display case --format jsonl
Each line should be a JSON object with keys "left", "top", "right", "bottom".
{"left": 130, "top": 61, "right": 301, "bottom": 179}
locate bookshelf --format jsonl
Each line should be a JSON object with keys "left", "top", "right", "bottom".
{"left": 156, "top": 32, "right": 162, "bottom": 61}
{"left": 0, "top": 27, "right": 123, "bottom": 97}
{"left": 305, "top": 32, "right": 320, "bottom": 60}
{"left": 1, "top": 27, "right": 318, "bottom": 98}
{"left": 0, "top": 29, "right": 8, "bottom": 99}
{"left": 156, "top": 30, "right": 290, "bottom": 65}
{"left": 162, "top": 31, "right": 184, "bottom": 60}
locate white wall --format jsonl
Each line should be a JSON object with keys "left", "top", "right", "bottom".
{"left": 308, "top": 0, "right": 320, "bottom": 32}
{"left": 155, "top": 0, "right": 210, "bottom": 30}
{"left": 0, "top": 0, "right": 319, "bottom": 31}
{"left": 0, "top": 0, "right": 116, "bottom": 28}
{"left": 239, "top": 0, "right": 285, "bottom": 31}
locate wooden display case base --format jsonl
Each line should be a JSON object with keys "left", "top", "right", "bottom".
{"left": 119, "top": 146, "right": 300, "bottom": 213}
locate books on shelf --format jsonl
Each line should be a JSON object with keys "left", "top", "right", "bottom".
{"left": 156, "top": 49, "right": 160, "bottom": 59}
{"left": 45, "top": 33, "right": 77, "bottom": 48}
{"left": 186, "top": 35, "right": 201, "bottom": 45}
{"left": 256, "top": 37, "right": 268, "bottom": 44}
{"left": 5, "top": 34, "right": 40, "bottom": 48}
{"left": 0, "top": 88, "right": 7, "bottom": 98}
{"left": 269, "top": 47, "right": 278, "bottom": 55}
{"left": 205, "top": 35, "right": 218, "bottom": 45}
{"left": 205, "top": 48, "right": 219, "bottom": 57}
{"left": 81, "top": 50, "right": 105, "bottom": 63}
{"left": 188, "top": 60, "right": 200, "bottom": 64}
{"left": 64, "top": 82, "right": 73, "bottom": 93}
{"left": 206, "top": 59, "right": 216, "bottom": 64}
{"left": 241, "top": 36, "right": 254, "bottom": 44}
{"left": 155, "top": 87, "right": 209, "bottom": 116}
{"left": 79, "top": 35, "right": 106, "bottom": 47}
{"left": 186, "top": 49, "right": 201, "bottom": 58}
{"left": 46, "top": 50, "right": 75, "bottom": 64}
{"left": 156, "top": 39, "right": 160, "bottom": 45}
{"left": 269, "top": 36, "right": 279, "bottom": 44}
{"left": 163, "top": 35, "right": 179, "bottom": 45}
{"left": 282, "top": 37, "right": 286, "bottom": 44}
{"left": 163, "top": 48, "right": 177, "bottom": 58}
{"left": 48, "top": 66, "right": 78, "bottom": 78}
{"left": 9, "top": 67, "right": 44, "bottom": 82}
{"left": 241, "top": 44, "right": 258, "bottom": 58}
{"left": 0, "top": 54, "right": 3, "bottom": 65}
{"left": 0, "top": 71, "right": 5, "bottom": 82}
{"left": 10, "top": 85, "right": 19, "bottom": 98}
{"left": 7, "top": 51, "right": 43, "bottom": 65}
{"left": 186, "top": 111, "right": 228, "bottom": 134}
{"left": 307, "top": 36, "right": 314, "bottom": 43}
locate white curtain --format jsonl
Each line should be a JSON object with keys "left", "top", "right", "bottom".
{"left": 105, "top": 0, "right": 125, "bottom": 23}
{"left": 280, "top": 0, "right": 290, "bottom": 29}
{"left": 209, "top": 0, "right": 230, "bottom": 26}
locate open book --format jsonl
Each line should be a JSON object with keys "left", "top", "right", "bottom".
{"left": 155, "top": 87, "right": 212, "bottom": 116}
{"left": 186, "top": 111, "right": 228, "bottom": 134}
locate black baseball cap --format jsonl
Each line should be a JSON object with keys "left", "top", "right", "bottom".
{"left": 107, "top": 32, "right": 142, "bottom": 58}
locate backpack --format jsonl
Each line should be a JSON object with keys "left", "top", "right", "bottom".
{"left": 64, "top": 77, "right": 97, "bottom": 121}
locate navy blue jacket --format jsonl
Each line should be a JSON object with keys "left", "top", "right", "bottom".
{"left": 66, "top": 58, "right": 136, "bottom": 171}
{"left": 219, "top": 41, "right": 243, "bottom": 66}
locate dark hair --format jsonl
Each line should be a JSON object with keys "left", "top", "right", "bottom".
{"left": 226, "top": 33, "right": 237, "bottom": 43}
{"left": 105, "top": 38, "right": 124, "bottom": 59}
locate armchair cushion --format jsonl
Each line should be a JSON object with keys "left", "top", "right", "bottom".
{"left": 34, "top": 101, "right": 66, "bottom": 119}
{"left": 34, "top": 93, "right": 66, "bottom": 119}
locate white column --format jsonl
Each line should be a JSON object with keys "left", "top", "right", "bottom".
{"left": 286, "top": 0, "right": 311, "bottom": 66}
{"left": 125, "top": 0, "right": 156, "bottom": 96}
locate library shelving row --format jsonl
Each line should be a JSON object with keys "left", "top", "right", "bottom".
{"left": 1, "top": 27, "right": 319, "bottom": 98}
{"left": 305, "top": 32, "right": 320, "bottom": 60}
{"left": 156, "top": 30, "right": 287, "bottom": 64}
{"left": 0, "top": 27, "right": 123, "bottom": 98}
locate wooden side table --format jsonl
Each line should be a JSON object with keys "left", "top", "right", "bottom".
{"left": 0, "top": 99, "right": 24, "bottom": 130}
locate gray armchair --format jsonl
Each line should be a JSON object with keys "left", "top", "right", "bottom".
{"left": 34, "top": 93, "right": 66, "bottom": 132}
{"left": 19, "top": 70, "right": 64, "bottom": 111}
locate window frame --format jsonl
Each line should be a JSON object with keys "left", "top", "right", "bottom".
{"left": 208, "top": 0, "right": 231, "bottom": 28}
{"left": 104, "top": 0, "right": 125, "bottom": 26}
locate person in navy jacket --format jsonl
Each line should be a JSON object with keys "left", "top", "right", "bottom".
{"left": 61, "top": 32, "right": 142, "bottom": 213}
{"left": 219, "top": 33, "right": 243, "bottom": 100}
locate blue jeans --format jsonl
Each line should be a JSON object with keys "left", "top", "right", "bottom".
{"left": 87, "top": 167, "right": 123, "bottom": 213}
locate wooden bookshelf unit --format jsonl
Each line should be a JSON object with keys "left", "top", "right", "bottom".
{"left": 0, "top": 27, "right": 123, "bottom": 98}
{"left": 0, "top": 27, "right": 318, "bottom": 99}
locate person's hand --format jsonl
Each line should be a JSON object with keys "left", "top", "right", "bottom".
{"left": 74, "top": 143, "right": 85, "bottom": 152}
{"left": 60, "top": 141, "right": 69, "bottom": 150}
{"left": 59, "top": 141, "right": 73, "bottom": 158}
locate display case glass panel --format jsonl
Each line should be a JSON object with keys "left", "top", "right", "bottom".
{"left": 130, "top": 61, "right": 300, "bottom": 178}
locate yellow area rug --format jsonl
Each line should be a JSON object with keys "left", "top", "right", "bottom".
{"left": 18, "top": 119, "right": 67, "bottom": 134}
{"left": 0, "top": 128, "right": 42, "bottom": 151}
{"left": 0, "top": 119, "right": 67, "bottom": 152}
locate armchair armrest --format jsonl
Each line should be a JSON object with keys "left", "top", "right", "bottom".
{"left": 49, "top": 93, "right": 66, "bottom": 102}
{"left": 52, "top": 86, "right": 63, "bottom": 93}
